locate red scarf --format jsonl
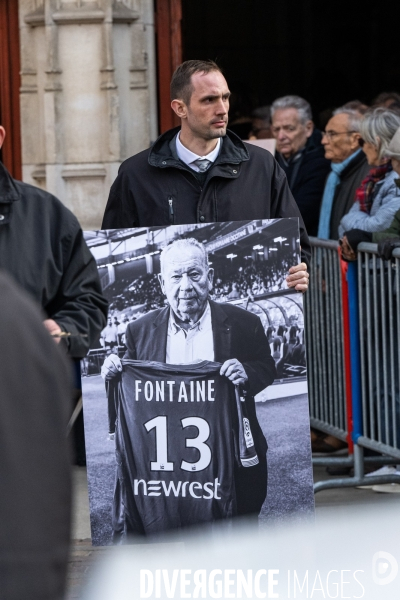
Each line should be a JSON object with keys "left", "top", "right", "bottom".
{"left": 355, "top": 161, "right": 392, "bottom": 213}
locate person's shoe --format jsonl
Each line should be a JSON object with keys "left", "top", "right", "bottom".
{"left": 372, "top": 483, "right": 400, "bottom": 493}
{"left": 357, "top": 465, "right": 400, "bottom": 489}
{"left": 107, "top": 432, "right": 115, "bottom": 441}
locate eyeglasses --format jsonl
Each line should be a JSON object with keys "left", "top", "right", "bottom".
{"left": 322, "top": 130, "right": 358, "bottom": 140}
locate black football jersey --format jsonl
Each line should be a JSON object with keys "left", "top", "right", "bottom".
{"left": 112, "top": 359, "right": 259, "bottom": 537}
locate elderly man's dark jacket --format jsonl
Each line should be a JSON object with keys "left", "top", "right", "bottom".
{"left": 120, "top": 299, "right": 276, "bottom": 515}
{"left": 102, "top": 127, "right": 311, "bottom": 266}
{"left": 329, "top": 151, "right": 370, "bottom": 239}
{"left": 276, "top": 130, "right": 331, "bottom": 236}
{"left": 0, "top": 161, "right": 108, "bottom": 358}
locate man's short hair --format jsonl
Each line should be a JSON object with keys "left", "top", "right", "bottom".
{"left": 332, "top": 106, "right": 364, "bottom": 133}
{"left": 270, "top": 95, "right": 312, "bottom": 124}
{"left": 170, "top": 60, "right": 223, "bottom": 104}
{"left": 341, "top": 100, "right": 369, "bottom": 115}
{"left": 160, "top": 238, "right": 209, "bottom": 273}
{"left": 251, "top": 105, "right": 272, "bottom": 124}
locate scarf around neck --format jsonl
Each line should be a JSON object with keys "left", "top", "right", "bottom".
{"left": 317, "top": 150, "right": 361, "bottom": 239}
{"left": 356, "top": 161, "right": 392, "bottom": 213}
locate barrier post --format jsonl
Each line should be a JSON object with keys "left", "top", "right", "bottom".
{"left": 339, "top": 257, "right": 354, "bottom": 453}
{"left": 346, "top": 261, "right": 362, "bottom": 443}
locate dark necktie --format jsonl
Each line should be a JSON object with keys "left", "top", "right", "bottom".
{"left": 191, "top": 158, "right": 211, "bottom": 172}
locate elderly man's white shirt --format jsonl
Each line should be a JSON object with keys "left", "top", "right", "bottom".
{"left": 176, "top": 132, "right": 221, "bottom": 172}
{"left": 166, "top": 302, "right": 215, "bottom": 364}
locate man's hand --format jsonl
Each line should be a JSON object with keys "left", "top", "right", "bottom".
{"left": 101, "top": 354, "right": 123, "bottom": 380}
{"left": 286, "top": 262, "right": 309, "bottom": 292}
{"left": 43, "top": 318, "right": 62, "bottom": 344}
{"left": 220, "top": 359, "right": 248, "bottom": 386}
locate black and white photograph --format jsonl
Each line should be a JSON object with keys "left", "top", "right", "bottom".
{"left": 82, "top": 219, "right": 314, "bottom": 545}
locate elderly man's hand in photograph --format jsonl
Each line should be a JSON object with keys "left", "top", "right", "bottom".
{"left": 220, "top": 359, "right": 249, "bottom": 386}
{"left": 101, "top": 354, "right": 123, "bottom": 380}
{"left": 286, "top": 262, "right": 309, "bottom": 292}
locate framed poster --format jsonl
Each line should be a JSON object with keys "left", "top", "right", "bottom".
{"left": 82, "top": 219, "right": 314, "bottom": 544}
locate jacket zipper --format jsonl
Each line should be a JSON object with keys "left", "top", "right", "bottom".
{"left": 168, "top": 197, "right": 174, "bottom": 223}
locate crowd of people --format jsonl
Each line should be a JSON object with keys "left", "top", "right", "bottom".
{"left": 267, "top": 325, "right": 306, "bottom": 378}
{"left": 210, "top": 260, "right": 291, "bottom": 301}
{"left": 237, "top": 92, "right": 400, "bottom": 255}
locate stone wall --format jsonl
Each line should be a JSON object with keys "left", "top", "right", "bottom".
{"left": 19, "top": 0, "right": 158, "bottom": 229}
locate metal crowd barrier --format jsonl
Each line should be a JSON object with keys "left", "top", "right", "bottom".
{"left": 357, "top": 243, "right": 400, "bottom": 459}
{"left": 305, "top": 238, "right": 350, "bottom": 444}
{"left": 311, "top": 242, "right": 400, "bottom": 493}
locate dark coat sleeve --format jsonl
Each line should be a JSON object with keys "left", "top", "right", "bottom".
{"left": 102, "top": 168, "right": 138, "bottom": 229}
{"left": 241, "top": 316, "right": 277, "bottom": 397}
{"left": 270, "top": 161, "right": 311, "bottom": 268}
{"left": 124, "top": 322, "right": 138, "bottom": 360}
{"left": 292, "top": 156, "right": 331, "bottom": 237}
{"left": 45, "top": 227, "right": 108, "bottom": 358}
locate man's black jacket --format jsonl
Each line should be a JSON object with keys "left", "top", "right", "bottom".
{"left": 329, "top": 151, "right": 370, "bottom": 239}
{"left": 0, "top": 162, "right": 108, "bottom": 358}
{"left": 276, "top": 130, "right": 331, "bottom": 236}
{"left": 102, "top": 127, "right": 310, "bottom": 265}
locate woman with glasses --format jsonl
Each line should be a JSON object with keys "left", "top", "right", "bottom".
{"left": 339, "top": 108, "right": 400, "bottom": 260}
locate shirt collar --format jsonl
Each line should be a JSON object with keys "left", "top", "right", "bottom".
{"left": 169, "top": 302, "right": 211, "bottom": 335}
{"left": 176, "top": 132, "right": 221, "bottom": 168}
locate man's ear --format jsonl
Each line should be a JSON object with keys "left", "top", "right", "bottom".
{"left": 351, "top": 133, "right": 362, "bottom": 152}
{"left": 158, "top": 272, "right": 166, "bottom": 295}
{"left": 0, "top": 126, "right": 6, "bottom": 149}
{"left": 207, "top": 267, "right": 214, "bottom": 290}
{"left": 171, "top": 99, "right": 187, "bottom": 120}
{"left": 305, "top": 120, "right": 314, "bottom": 138}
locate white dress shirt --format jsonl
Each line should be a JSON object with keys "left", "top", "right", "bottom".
{"left": 166, "top": 302, "right": 215, "bottom": 364}
{"left": 175, "top": 132, "right": 221, "bottom": 172}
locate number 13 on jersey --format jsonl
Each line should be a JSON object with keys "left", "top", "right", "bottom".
{"left": 144, "top": 415, "right": 212, "bottom": 473}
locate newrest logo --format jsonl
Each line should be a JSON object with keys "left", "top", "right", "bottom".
{"left": 133, "top": 478, "right": 221, "bottom": 499}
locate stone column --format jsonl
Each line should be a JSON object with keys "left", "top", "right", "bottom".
{"left": 19, "top": 0, "right": 158, "bottom": 229}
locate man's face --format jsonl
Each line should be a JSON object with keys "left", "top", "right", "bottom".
{"left": 159, "top": 246, "right": 214, "bottom": 323}
{"left": 391, "top": 157, "right": 400, "bottom": 176}
{"left": 322, "top": 114, "right": 360, "bottom": 163}
{"left": 271, "top": 108, "right": 313, "bottom": 159}
{"left": 251, "top": 118, "right": 273, "bottom": 139}
{"left": 175, "top": 71, "right": 230, "bottom": 141}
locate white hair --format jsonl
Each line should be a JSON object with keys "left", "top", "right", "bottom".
{"left": 332, "top": 107, "right": 364, "bottom": 133}
{"left": 360, "top": 108, "right": 400, "bottom": 159}
{"left": 271, "top": 95, "right": 312, "bottom": 124}
{"left": 160, "top": 238, "right": 209, "bottom": 273}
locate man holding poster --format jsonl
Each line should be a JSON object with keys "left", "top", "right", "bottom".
{"left": 102, "top": 60, "right": 310, "bottom": 292}
{"left": 102, "top": 238, "right": 276, "bottom": 536}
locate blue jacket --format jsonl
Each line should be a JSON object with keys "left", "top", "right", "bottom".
{"left": 339, "top": 170, "right": 400, "bottom": 237}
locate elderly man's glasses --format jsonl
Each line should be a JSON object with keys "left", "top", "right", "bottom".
{"left": 322, "top": 130, "right": 357, "bottom": 140}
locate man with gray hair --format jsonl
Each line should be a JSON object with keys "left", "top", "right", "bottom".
{"left": 271, "top": 95, "right": 330, "bottom": 236}
{"left": 102, "top": 237, "right": 276, "bottom": 517}
{"left": 318, "top": 107, "right": 370, "bottom": 239}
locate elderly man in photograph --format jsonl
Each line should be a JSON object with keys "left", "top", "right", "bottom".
{"left": 102, "top": 237, "right": 277, "bottom": 518}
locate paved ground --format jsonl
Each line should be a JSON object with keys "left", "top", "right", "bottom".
{"left": 68, "top": 385, "right": 400, "bottom": 598}
{"left": 67, "top": 460, "right": 400, "bottom": 599}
